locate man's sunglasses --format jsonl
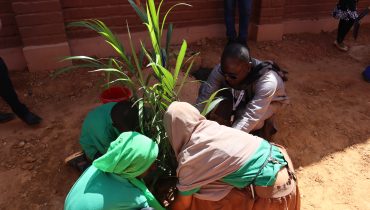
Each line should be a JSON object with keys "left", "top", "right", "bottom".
{"left": 220, "top": 70, "right": 238, "bottom": 80}
{"left": 221, "top": 60, "right": 252, "bottom": 80}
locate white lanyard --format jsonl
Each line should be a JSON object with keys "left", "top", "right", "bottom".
{"left": 232, "top": 89, "right": 245, "bottom": 111}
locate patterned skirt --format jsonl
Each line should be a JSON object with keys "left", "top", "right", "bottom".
{"left": 332, "top": 5, "right": 358, "bottom": 20}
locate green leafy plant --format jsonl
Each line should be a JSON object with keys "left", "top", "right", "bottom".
{"left": 57, "top": 0, "right": 224, "bottom": 204}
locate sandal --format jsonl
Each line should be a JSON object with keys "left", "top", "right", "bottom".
{"left": 334, "top": 40, "right": 349, "bottom": 52}
{"left": 64, "top": 151, "right": 91, "bottom": 172}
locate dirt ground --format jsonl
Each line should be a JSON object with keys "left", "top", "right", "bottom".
{"left": 0, "top": 25, "right": 369, "bottom": 210}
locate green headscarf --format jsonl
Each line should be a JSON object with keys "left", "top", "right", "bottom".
{"left": 93, "top": 131, "right": 165, "bottom": 210}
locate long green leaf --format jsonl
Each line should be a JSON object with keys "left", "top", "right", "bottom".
{"left": 160, "top": 3, "right": 191, "bottom": 35}
{"left": 148, "top": 0, "right": 159, "bottom": 37}
{"left": 176, "top": 59, "right": 194, "bottom": 96}
{"left": 200, "top": 88, "right": 228, "bottom": 116}
{"left": 165, "top": 23, "right": 173, "bottom": 63}
{"left": 202, "top": 97, "right": 225, "bottom": 116}
{"left": 126, "top": 21, "right": 144, "bottom": 84}
{"left": 89, "top": 68, "right": 128, "bottom": 76}
{"left": 128, "top": 0, "right": 148, "bottom": 23}
{"left": 174, "top": 40, "right": 187, "bottom": 82}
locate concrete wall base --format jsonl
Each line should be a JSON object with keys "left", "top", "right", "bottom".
{"left": 0, "top": 48, "right": 27, "bottom": 71}
{"left": 251, "top": 23, "right": 284, "bottom": 41}
{"left": 23, "top": 42, "right": 72, "bottom": 72}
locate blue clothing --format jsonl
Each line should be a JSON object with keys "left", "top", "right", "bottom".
{"left": 224, "top": 0, "right": 253, "bottom": 41}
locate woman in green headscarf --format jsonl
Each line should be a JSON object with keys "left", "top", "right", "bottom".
{"left": 65, "top": 131, "right": 165, "bottom": 210}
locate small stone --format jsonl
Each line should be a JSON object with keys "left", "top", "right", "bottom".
{"left": 313, "top": 131, "right": 318, "bottom": 137}
{"left": 24, "top": 143, "right": 32, "bottom": 149}
{"left": 25, "top": 157, "right": 36, "bottom": 163}
{"left": 18, "top": 141, "right": 25, "bottom": 148}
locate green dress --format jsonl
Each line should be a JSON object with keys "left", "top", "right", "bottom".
{"left": 66, "top": 132, "right": 164, "bottom": 210}
{"left": 79, "top": 102, "right": 120, "bottom": 159}
{"left": 64, "top": 166, "right": 149, "bottom": 210}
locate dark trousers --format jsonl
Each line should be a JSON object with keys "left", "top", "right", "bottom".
{"left": 337, "top": 19, "right": 355, "bottom": 43}
{"left": 224, "top": 0, "right": 253, "bottom": 41}
{"left": 0, "top": 57, "right": 29, "bottom": 117}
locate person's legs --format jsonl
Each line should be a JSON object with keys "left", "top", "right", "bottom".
{"left": 335, "top": 19, "right": 355, "bottom": 51}
{"left": 238, "top": 0, "right": 253, "bottom": 46}
{"left": 224, "top": 0, "right": 237, "bottom": 42}
{"left": 250, "top": 102, "right": 284, "bottom": 140}
{"left": 0, "top": 57, "right": 29, "bottom": 117}
{"left": 0, "top": 58, "right": 42, "bottom": 125}
{"left": 252, "top": 102, "right": 282, "bottom": 131}
{"left": 337, "top": 19, "right": 354, "bottom": 44}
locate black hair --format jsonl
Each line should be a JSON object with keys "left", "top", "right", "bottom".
{"left": 110, "top": 100, "right": 139, "bottom": 132}
{"left": 221, "top": 43, "right": 251, "bottom": 71}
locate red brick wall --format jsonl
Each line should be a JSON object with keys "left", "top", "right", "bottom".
{"left": 12, "top": 0, "right": 67, "bottom": 46}
{"left": 1, "top": 0, "right": 370, "bottom": 49}
{"left": 284, "top": 0, "right": 370, "bottom": 20}
{"left": 61, "top": 0, "right": 224, "bottom": 39}
{"left": 0, "top": 0, "right": 22, "bottom": 48}
{"left": 252, "top": 0, "right": 285, "bottom": 24}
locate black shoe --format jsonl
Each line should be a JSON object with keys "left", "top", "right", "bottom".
{"left": 20, "top": 112, "right": 42, "bottom": 125}
{"left": 0, "top": 112, "right": 15, "bottom": 123}
{"left": 227, "top": 37, "right": 237, "bottom": 45}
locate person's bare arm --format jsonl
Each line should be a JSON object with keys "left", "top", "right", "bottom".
{"left": 170, "top": 194, "right": 193, "bottom": 210}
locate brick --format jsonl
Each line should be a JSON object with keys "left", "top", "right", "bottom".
{"left": 0, "top": 36, "right": 22, "bottom": 48}
{"left": 271, "top": 0, "right": 285, "bottom": 8}
{"left": 259, "top": 17, "right": 282, "bottom": 24}
{"left": 63, "top": 5, "right": 133, "bottom": 20}
{"left": 0, "top": 25, "right": 18, "bottom": 36}
{"left": 18, "top": 23, "right": 66, "bottom": 38}
{"left": 61, "top": 0, "right": 127, "bottom": 8}
{"left": 0, "top": 2, "right": 12, "bottom": 13}
{"left": 12, "top": 0, "right": 61, "bottom": 14}
{"left": 0, "top": 13, "right": 17, "bottom": 26}
{"left": 15, "top": 12, "right": 63, "bottom": 27}
{"left": 260, "top": 0, "right": 271, "bottom": 8}
{"left": 22, "top": 34, "right": 66, "bottom": 46}
{"left": 260, "top": 8, "right": 284, "bottom": 18}
{"left": 284, "top": 3, "right": 334, "bottom": 19}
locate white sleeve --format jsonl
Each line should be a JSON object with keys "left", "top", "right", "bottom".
{"left": 232, "top": 73, "right": 278, "bottom": 132}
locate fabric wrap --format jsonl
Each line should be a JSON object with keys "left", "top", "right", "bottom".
{"left": 164, "top": 102, "right": 262, "bottom": 200}
{"left": 93, "top": 131, "right": 164, "bottom": 210}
